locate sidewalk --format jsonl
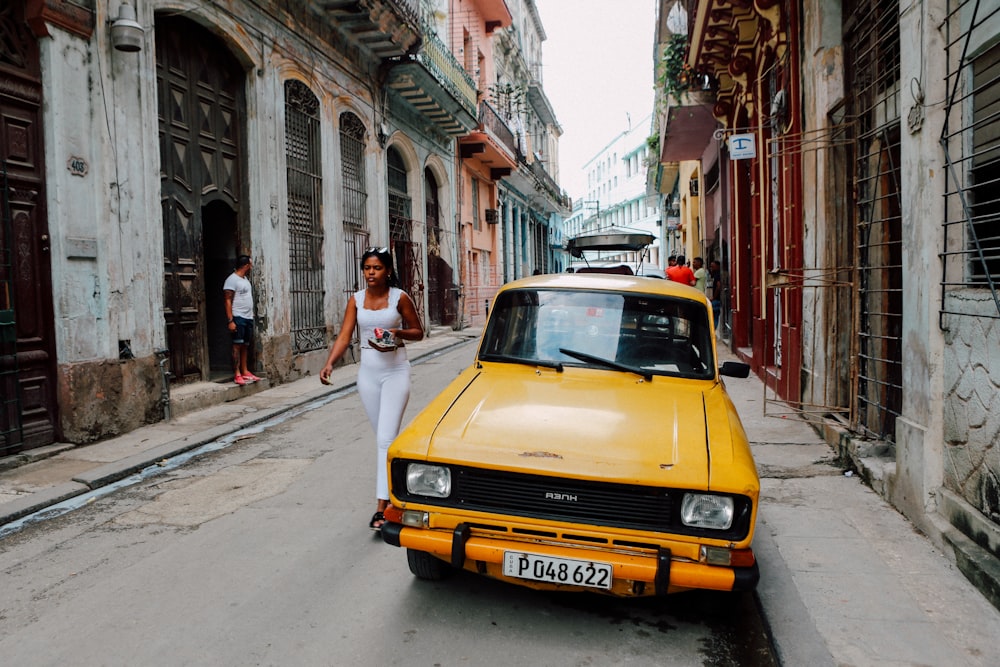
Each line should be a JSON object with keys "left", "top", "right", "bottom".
{"left": 721, "top": 349, "right": 1000, "bottom": 666}
{"left": 0, "top": 327, "right": 480, "bottom": 530}
{"left": 3, "top": 332, "right": 1000, "bottom": 665}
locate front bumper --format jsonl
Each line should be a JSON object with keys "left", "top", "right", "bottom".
{"left": 381, "top": 521, "right": 759, "bottom": 596}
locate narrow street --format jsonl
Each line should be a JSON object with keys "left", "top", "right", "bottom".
{"left": 0, "top": 341, "right": 776, "bottom": 666}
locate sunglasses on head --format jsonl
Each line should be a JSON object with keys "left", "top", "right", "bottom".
{"left": 366, "top": 246, "right": 389, "bottom": 254}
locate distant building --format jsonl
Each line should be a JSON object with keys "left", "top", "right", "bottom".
{"left": 572, "top": 115, "right": 662, "bottom": 267}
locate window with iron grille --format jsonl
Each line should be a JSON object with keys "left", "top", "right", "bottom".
{"left": 284, "top": 80, "right": 325, "bottom": 353}
{"left": 969, "top": 44, "right": 1000, "bottom": 283}
{"left": 340, "top": 112, "right": 368, "bottom": 292}
{"left": 387, "top": 146, "right": 412, "bottom": 234}
{"left": 941, "top": 1, "right": 1000, "bottom": 318}
{"left": 845, "top": 0, "right": 904, "bottom": 442}
{"left": 340, "top": 112, "right": 367, "bottom": 229}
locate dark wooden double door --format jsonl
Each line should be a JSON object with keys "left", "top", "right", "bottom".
{"left": 0, "top": 2, "right": 57, "bottom": 454}
{"left": 157, "top": 17, "right": 247, "bottom": 383}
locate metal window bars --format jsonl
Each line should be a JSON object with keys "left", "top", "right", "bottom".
{"left": 940, "top": 0, "right": 1000, "bottom": 322}
{"left": 285, "top": 81, "right": 326, "bottom": 353}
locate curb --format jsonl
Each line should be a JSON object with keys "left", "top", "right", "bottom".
{"left": 0, "top": 334, "right": 475, "bottom": 529}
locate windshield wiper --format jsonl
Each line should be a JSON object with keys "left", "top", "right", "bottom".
{"left": 479, "top": 354, "right": 564, "bottom": 372}
{"left": 558, "top": 348, "right": 652, "bottom": 381}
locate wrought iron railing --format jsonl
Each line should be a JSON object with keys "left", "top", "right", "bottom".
{"left": 479, "top": 101, "right": 517, "bottom": 156}
{"left": 416, "top": 26, "right": 477, "bottom": 118}
{"left": 387, "top": 0, "right": 421, "bottom": 27}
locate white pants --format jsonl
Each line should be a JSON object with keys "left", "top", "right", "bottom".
{"left": 357, "top": 347, "right": 411, "bottom": 501}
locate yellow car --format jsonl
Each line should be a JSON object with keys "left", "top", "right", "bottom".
{"left": 381, "top": 273, "right": 758, "bottom": 597}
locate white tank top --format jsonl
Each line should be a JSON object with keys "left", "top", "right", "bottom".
{"left": 355, "top": 287, "right": 405, "bottom": 349}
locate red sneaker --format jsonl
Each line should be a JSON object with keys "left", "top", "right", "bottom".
{"left": 234, "top": 375, "right": 247, "bottom": 386}
{"left": 243, "top": 372, "right": 262, "bottom": 383}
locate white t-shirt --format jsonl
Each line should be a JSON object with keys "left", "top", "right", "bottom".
{"left": 224, "top": 272, "right": 254, "bottom": 318}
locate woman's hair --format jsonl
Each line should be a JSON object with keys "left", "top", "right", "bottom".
{"left": 360, "top": 246, "right": 400, "bottom": 287}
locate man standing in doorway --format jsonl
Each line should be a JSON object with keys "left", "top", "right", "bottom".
{"left": 224, "top": 255, "right": 261, "bottom": 385}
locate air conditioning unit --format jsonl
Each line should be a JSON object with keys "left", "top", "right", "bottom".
{"left": 484, "top": 208, "right": 499, "bottom": 224}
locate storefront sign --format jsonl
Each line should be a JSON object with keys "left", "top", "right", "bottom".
{"left": 728, "top": 134, "right": 756, "bottom": 160}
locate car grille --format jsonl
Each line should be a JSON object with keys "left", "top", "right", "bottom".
{"left": 391, "top": 460, "right": 752, "bottom": 540}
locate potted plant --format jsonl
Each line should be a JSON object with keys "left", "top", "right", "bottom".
{"left": 658, "top": 33, "right": 693, "bottom": 103}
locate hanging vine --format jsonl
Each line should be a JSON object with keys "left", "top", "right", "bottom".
{"left": 657, "top": 33, "right": 693, "bottom": 103}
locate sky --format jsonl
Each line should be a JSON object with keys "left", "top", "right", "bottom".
{"left": 534, "top": 0, "right": 657, "bottom": 200}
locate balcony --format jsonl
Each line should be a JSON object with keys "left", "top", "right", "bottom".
{"left": 458, "top": 101, "right": 518, "bottom": 181}
{"left": 659, "top": 89, "right": 718, "bottom": 162}
{"left": 386, "top": 25, "right": 479, "bottom": 136}
{"left": 311, "top": 0, "right": 421, "bottom": 59}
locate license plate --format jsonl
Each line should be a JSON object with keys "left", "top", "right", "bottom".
{"left": 502, "top": 551, "right": 613, "bottom": 589}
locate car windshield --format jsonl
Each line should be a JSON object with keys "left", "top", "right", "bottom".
{"left": 479, "top": 288, "right": 715, "bottom": 380}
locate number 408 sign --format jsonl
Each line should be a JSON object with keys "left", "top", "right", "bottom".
{"left": 728, "top": 133, "right": 756, "bottom": 160}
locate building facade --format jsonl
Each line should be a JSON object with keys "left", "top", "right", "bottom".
{"left": 574, "top": 114, "right": 662, "bottom": 268}
{"left": 0, "top": 0, "right": 565, "bottom": 454}
{"left": 492, "top": 0, "right": 571, "bottom": 280}
{"left": 650, "top": 0, "right": 1000, "bottom": 607}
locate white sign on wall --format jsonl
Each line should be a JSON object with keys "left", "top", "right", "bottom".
{"left": 728, "top": 133, "right": 756, "bottom": 160}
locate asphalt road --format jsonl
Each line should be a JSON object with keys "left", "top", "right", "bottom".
{"left": 0, "top": 342, "right": 776, "bottom": 666}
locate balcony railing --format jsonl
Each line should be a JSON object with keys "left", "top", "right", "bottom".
{"left": 387, "top": 0, "right": 421, "bottom": 26}
{"left": 479, "top": 101, "right": 517, "bottom": 156}
{"left": 530, "top": 159, "right": 562, "bottom": 201}
{"left": 416, "top": 26, "right": 478, "bottom": 117}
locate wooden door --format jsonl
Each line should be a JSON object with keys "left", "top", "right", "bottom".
{"left": 156, "top": 16, "right": 245, "bottom": 383}
{"left": 0, "top": 2, "right": 58, "bottom": 454}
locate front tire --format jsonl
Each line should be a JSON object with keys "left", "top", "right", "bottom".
{"left": 406, "top": 549, "right": 451, "bottom": 580}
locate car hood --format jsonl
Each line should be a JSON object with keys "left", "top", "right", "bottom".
{"left": 422, "top": 365, "right": 712, "bottom": 487}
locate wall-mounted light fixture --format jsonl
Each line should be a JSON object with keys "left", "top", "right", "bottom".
{"left": 110, "top": 3, "right": 144, "bottom": 52}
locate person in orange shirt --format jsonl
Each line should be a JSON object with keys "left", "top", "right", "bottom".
{"left": 666, "top": 254, "right": 696, "bottom": 286}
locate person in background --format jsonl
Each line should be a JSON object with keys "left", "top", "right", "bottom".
{"left": 224, "top": 255, "right": 262, "bottom": 386}
{"left": 709, "top": 260, "right": 723, "bottom": 329}
{"left": 667, "top": 254, "right": 696, "bottom": 286}
{"left": 692, "top": 256, "right": 707, "bottom": 293}
{"left": 667, "top": 255, "right": 677, "bottom": 269}
{"left": 320, "top": 247, "right": 424, "bottom": 532}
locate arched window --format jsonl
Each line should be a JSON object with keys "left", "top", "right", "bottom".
{"left": 387, "top": 146, "right": 411, "bottom": 239}
{"left": 284, "top": 80, "right": 324, "bottom": 352}
{"left": 339, "top": 112, "right": 368, "bottom": 291}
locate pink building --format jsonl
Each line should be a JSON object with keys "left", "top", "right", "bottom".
{"left": 450, "top": 0, "right": 517, "bottom": 326}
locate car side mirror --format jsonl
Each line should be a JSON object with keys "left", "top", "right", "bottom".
{"left": 719, "top": 361, "right": 750, "bottom": 378}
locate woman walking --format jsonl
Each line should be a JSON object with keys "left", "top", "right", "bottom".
{"left": 320, "top": 247, "right": 424, "bottom": 531}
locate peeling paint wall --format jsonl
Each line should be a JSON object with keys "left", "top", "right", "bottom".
{"left": 34, "top": 1, "right": 461, "bottom": 443}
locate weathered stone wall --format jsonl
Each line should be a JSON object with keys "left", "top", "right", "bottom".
{"left": 58, "top": 355, "right": 163, "bottom": 444}
{"left": 942, "top": 290, "right": 1000, "bottom": 527}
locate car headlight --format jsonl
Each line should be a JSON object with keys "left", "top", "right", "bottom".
{"left": 680, "top": 493, "right": 734, "bottom": 530}
{"left": 406, "top": 463, "right": 452, "bottom": 498}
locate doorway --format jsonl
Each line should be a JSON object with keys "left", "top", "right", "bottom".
{"left": 155, "top": 15, "right": 246, "bottom": 383}
{"left": 204, "top": 201, "right": 238, "bottom": 378}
